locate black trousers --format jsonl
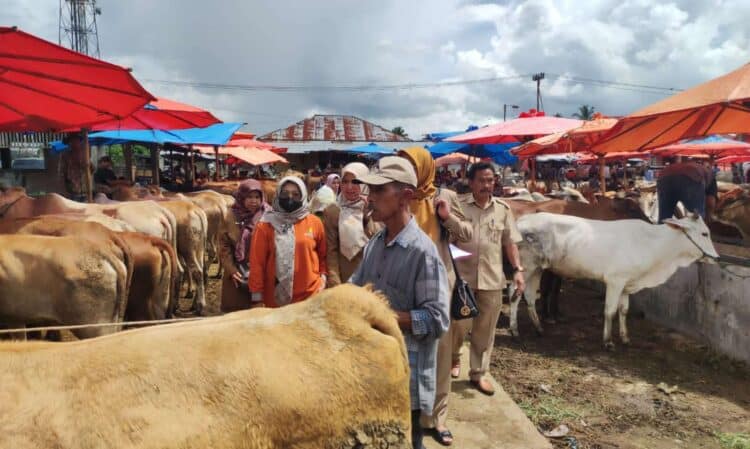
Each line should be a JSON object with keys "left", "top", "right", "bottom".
{"left": 411, "top": 410, "right": 424, "bottom": 449}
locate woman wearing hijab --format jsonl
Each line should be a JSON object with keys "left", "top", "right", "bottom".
{"left": 398, "top": 146, "right": 473, "bottom": 446}
{"left": 322, "top": 162, "right": 381, "bottom": 286}
{"left": 249, "top": 176, "right": 328, "bottom": 307}
{"left": 325, "top": 173, "right": 341, "bottom": 195}
{"left": 219, "top": 179, "right": 271, "bottom": 313}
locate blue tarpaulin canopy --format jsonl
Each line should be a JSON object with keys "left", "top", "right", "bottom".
{"left": 51, "top": 122, "right": 244, "bottom": 152}
{"left": 425, "top": 125, "right": 479, "bottom": 142}
{"left": 342, "top": 142, "right": 396, "bottom": 155}
{"left": 428, "top": 141, "right": 519, "bottom": 165}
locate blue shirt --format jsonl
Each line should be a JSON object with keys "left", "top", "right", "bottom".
{"left": 349, "top": 217, "right": 450, "bottom": 413}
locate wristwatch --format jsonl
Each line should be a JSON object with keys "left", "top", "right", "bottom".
{"left": 512, "top": 266, "right": 525, "bottom": 274}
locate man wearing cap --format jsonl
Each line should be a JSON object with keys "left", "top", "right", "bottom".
{"left": 349, "top": 156, "right": 450, "bottom": 449}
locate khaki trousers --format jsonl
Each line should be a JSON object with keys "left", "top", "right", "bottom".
{"left": 423, "top": 289, "right": 503, "bottom": 428}
{"left": 466, "top": 289, "right": 504, "bottom": 380}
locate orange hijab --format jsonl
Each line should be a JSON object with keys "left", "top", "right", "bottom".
{"left": 399, "top": 147, "right": 441, "bottom": 243}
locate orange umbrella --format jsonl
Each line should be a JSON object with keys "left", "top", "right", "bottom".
{"left": 435, "top": 152, "right": 481, "bottom": 167}
{"left": 650, "top": 135, "right": 750, "bottom": 158}
{"left": 513, "top": 116, "right": 618, "bottom": 157}
{"left": 593, "top": 62, "right": 750, "bottom": 153}
{"left": 222, "top": 146, "right": 287, "bottom": 166}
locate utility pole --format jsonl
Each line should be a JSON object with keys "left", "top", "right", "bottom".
{"left": 59, "top": 0, "right": 102, "bottom": 57}
{"left": 532, "top": 72, "right": 545, "bottom": 111}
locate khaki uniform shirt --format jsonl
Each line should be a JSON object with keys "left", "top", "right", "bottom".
{"left": 455, "top": 194, "right": 522, "bottom": 291}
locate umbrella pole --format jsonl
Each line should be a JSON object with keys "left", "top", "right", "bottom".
{"left": 622, "top": 161, "right": 628, "bottom": 190}
{"left": 213, "top": 145, "right": 219, "bottom": 182}
{"left": 598, "top": 155, "right": 605, "bottom": 194}
{"left": 124, "top": 143, "right": 134, "bottom": 183}
{"left": 82, "top": 128, "right": 93, "bottom": 203}
{"left": 530, "top": 158, "right": 537, "bottom": 191}
{"left": 151, "top": 144, "right": 160, "bottom": 186}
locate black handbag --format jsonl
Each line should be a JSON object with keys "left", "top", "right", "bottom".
{"left": 448, "top": 247, "right": 479, "bottom": 320}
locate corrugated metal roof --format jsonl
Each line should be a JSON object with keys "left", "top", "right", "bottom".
{"left": 273, "top": 140, "right": 428, "bottom": 154}
{"left": 259, "top": 115, "right": 412, "bottom": 142}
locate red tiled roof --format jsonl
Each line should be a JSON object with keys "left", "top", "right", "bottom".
{"left": 258, "top": 115, "right": 411, "bottom": 142}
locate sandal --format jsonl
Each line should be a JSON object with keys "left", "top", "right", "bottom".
{"left": 450, "top": 360, "right": 460, "bottom": 379}
{"left": 433, "top": 428, "right": 454, "bottom": 446}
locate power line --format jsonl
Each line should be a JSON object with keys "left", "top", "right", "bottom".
{"left": 547, "top": 73, "right": 683, "bottom": 93}
{"left": 141, "top": 74, "right": 531, "bottom": 92}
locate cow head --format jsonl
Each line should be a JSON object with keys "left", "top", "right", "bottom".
{"left": 664, "top": 213, "right": 719, "bottom": 261}
{"left": 712, "top": 188, "right": 750, "bottom": 242}
{"left": 611, "top": 197, "right": 652, "bottom": 223}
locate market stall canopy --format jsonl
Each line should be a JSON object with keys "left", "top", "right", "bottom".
{"left": 447, "top": 110, "right": 582, "bottom": 144}
{"left": 513, "top": 116, "right": 618, "bottom": 157}
{"left": 51, "top": 122, "right": 243, "bottom": 151}
{"left": 716, "top": 154, "right": 750, "bottom": 164}
{"left": 342, "top": 142, "right": 395, "bottom": 155}
{"left": 0, "top": 26, "right": 154, "bottom": 131}
{"left": 592, "top": 62, "right": 750, "bottom": 153}
{"left": 576, "top": 151, "right": 648, "bottom": 164}
{"left": 435, "top": 152, "right": 482, "bottom": 167}
{"left": 650, "top": 135, "right": 750, "bottom": 158}
{"left": 429, "top": 140, "right": 518, "bottom": 165}
{"left": 222, "top": 146, "right": 288, "bottom": 165}
{"left": 81, "top": 97, "right": 222, "bottom": 131}
{"left": 425, "top": 125, "right": 479, "bottom": 142}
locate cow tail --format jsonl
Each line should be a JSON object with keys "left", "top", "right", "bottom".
{"left": 111, "top": 234, "right": 135, "bottom": 325}
{"left": 153, "top": 237, "right": 180, "bottom": 318}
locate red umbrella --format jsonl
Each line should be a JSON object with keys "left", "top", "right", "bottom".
{"left": 650, "top": 136, "right": 750, "bottom": 158}
{"left": 447, "top": 109, "right": 582, "bottom": 144}
{"left": 84, "top": 97, "right": 222, "bottom": 131}
{"left": 0, "top": 27, "right": 154, "bottom": 131}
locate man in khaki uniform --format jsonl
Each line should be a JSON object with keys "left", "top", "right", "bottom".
{"left": 455, "top": 161, "right": 525, "bottom": 395}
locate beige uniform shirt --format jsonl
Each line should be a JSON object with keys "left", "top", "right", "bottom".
{"left": 455, "top": 193, "right": 522, "bottom": 291}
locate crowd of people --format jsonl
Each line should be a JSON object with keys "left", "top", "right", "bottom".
{"left": 219, "top": 147, "right": 525, "bottom": 449}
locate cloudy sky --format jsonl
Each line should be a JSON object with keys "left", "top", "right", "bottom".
{"left": 3, "top": 0, "right": 750, "bottom": 138}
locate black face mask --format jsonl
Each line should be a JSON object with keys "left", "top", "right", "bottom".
{"left": 279, "top": 197, "right": 302, "bottom": 213}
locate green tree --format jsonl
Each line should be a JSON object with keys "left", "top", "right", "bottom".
{"left": 553, "top": 113, "right": 563, "bottom": 117}
{"left": 572, "top": 105, "right": 596, "bottom": 120}
{"left": 391, "top": 126, "right": 409, "bottom": 138}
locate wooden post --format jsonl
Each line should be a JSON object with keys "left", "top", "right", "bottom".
{"left": 598, "top": 155, "right": 605, "bottom": 194}
{"left": 530, "top": 158, "right": 537, "bottom": 191}
{"left": 188, "top": 145, "right": 195, "bottom": 190}
{"left": 123, "top": 143, "right": 134, "bottom": 183}
{"left": 150, "top": 144, "right": 160, "bottom": 186}
{"left": 622, "top": 161, "right": 628, "bottom": 190}
{"left": 213, "top": 145, "right": 220, "bottom": 181}
{"left": 82, "top": 128, "right": 93, "bottom": 203}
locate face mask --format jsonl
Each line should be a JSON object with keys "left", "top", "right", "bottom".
{"left": 279, "top": 197, "right": 302, "bottom": 213}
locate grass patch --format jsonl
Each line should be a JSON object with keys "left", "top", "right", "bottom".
{"left": 519, "top": 396, "right": 582, "bottom": 427}
{"left": 715, "top": 432, "right": 750, "bottom": 449}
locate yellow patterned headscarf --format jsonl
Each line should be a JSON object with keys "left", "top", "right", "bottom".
{"left": 398, "top": 147, "right": 441, "bottom": 243}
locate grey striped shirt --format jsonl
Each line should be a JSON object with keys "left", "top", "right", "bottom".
{"left": 349, "top": 217, "right": 450, "bottom": 413}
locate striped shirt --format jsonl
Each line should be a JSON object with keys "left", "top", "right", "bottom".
{"left": 349, "top": 216, "right": 450, "bottom": 413}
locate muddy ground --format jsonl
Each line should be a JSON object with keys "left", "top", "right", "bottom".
{"left": 490, "top": 281, "right": 750, "bottom": 449}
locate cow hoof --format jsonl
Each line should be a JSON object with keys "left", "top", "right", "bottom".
{"left": 190, "top": 303, "right": 204, "bottom": 316}
{"left": 604, "top": 341, "right": 616, "bottom": 351}
{"left": 621, "top": 337, "right": 631, "bottom": 346}
{"left": 535, "top": 328, "right": 544, "bottom": 337}
{"left": 184, "top": 291, "right": 194, "bottom": 300}
{"left": 509, "top": 329, "right": 520, "bottom": 339}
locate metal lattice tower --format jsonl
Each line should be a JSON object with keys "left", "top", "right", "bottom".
{"left": 58, "top": 0, "right": 102, "bottom": 57}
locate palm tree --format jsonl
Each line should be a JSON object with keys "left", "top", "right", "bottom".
{"left": 391, "top": 126, "right": 408, "bottom": 138}
{"left": 553, "top": 113, "right": 563, "bottom": 118}
{"left": 572, "top": 105, "right": 596, "bottom": 120}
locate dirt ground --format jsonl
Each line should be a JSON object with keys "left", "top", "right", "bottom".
{"left": 490, "top": 281, "right": 750, "bottom": 449}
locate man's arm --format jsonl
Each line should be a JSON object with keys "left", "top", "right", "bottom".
{"left": 435, "top": 191, "right": 473, "bottom": 243}
{"left": 410, "top": 254, "right": 450, "bottom": 340}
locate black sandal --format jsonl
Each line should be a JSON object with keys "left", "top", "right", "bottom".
{"left": 433, "top": 429, "right": 454, "bottom": 446}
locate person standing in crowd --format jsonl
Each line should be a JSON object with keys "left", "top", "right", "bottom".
{"left": 397, "top": 147, "right": 472, "bottom": 446}
{"left": 93, "top": 155, "right": 117, "bottom": 196}
{"left": 219, "top": 179, "right": 271, "bottom": 313}
{"left": 249, "top": 176, "right": 327, "bottom": 308}
{"left": 455, "top": 162, "right": 526, "bottom": 395}
{"left": 349, "top": 156, "right": 450, "bottom": 449}
{"left": 325, "top": 173, "right": 341, "bottom": 196}
{"left": 323, "top": 162, "right": 380, "bottom": 286}
{"left": 657, "top": 158, "right": 718, "bottom": 223}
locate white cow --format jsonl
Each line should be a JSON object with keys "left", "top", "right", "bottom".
{"left": 510, "top": 212, "right": 719, "bottom": 349}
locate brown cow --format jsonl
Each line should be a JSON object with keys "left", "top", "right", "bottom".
{"left": 714, "top": 187, "right": 750, "bottom": 244}
{"left": 0, "top": 233, "right": 133, "bottom": 339}
{"left": 0, "top": 217, "right": 179, "bottom": 322}
{"left": 0, "top": 284, "right": 411, "bottom": 449}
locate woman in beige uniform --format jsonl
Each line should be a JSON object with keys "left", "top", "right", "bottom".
{"left": 218, "top": 179, "right": 270, "bottom": 312}
{"left": 322, "top": 162, "right": 380, "bottom": 286}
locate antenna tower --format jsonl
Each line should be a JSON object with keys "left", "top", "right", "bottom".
{"left": 58, "top": 0, "right": 102, "bottom": 57}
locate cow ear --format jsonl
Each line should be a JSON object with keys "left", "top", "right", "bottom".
{"left": 663, "top": 217, "right": 687, "bottom": 230}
